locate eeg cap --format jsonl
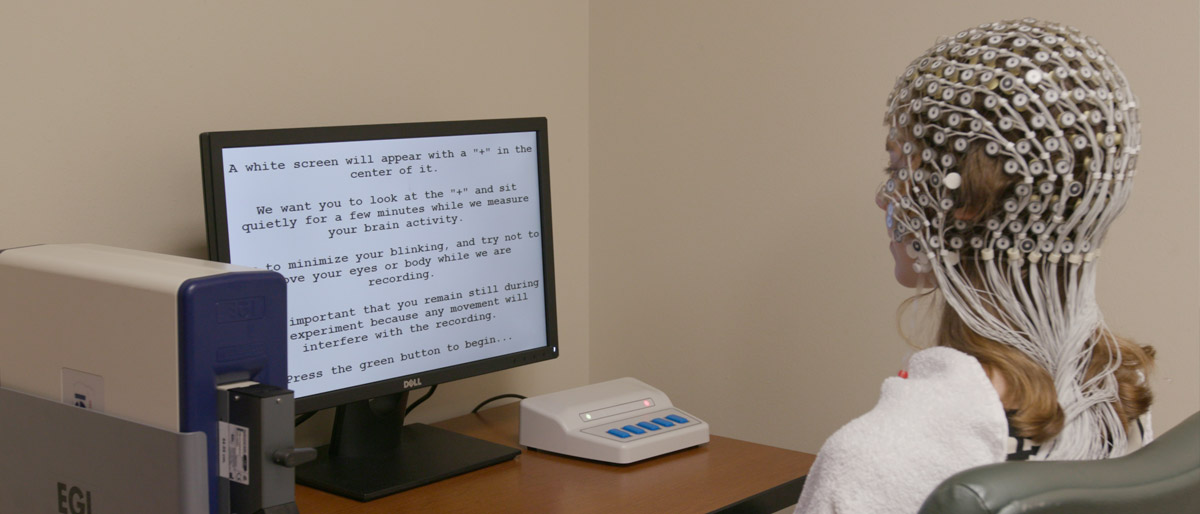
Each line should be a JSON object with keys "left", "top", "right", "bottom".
{"left": 882, "top": 19, "right": 1141, "bottom": 460}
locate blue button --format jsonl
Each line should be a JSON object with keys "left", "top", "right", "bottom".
{"left": 652, "top": 418, "right": 675, "bottom": 427}
{"left": 623, "top": 425, "right": 646, "bottom": 435}
{"left": 607, "top": 429, "right": 631, "bottom": 439}
{"left": 637, "top": 421, "right": 661, "bottom": 431}
{"left": 666, "top": 414, "right": 689, "bottom": 424}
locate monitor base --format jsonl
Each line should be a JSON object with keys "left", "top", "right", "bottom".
{"left": 296, "top": 422, "right": 520, "bottom": 502}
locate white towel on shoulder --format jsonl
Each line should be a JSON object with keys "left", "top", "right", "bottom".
{"left": 795, "top": 347, "right": 1008, "bottom": 514}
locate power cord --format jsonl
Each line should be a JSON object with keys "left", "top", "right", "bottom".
{"left": 293, "top": 385, "right": 439, "bottom": 426}
{"left": 405, "top": 384, "right": 438, "bottom": 415}
{"left": 294, "top": 386, "right": 521, "bottom": 426}
{"left": 294, "top": 411, "right": 317, "bottom": 427}
{"left": 472, "top": 394, "right": 526, "bottom": 413}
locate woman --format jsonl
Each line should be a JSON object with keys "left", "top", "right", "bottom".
{"left": 795, "top": 18, "right": 1153, "bottom": 513}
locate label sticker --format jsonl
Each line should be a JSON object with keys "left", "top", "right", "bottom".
{"left": 61, "top": 368, "right": 105, "bottom": 412}
{"left": 219, "top": 420, "right": 251, "bottom": 485}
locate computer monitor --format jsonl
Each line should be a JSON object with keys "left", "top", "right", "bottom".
{"left": 200, "top": 117, "right": 558, "bottom": 500}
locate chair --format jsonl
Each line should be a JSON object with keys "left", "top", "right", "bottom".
{"left": 918, "top": 412, "right": 1200, "bottom": 514}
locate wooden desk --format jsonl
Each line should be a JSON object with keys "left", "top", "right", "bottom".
{"left": 296, "top": 402, "right": 814, "bottom": 513}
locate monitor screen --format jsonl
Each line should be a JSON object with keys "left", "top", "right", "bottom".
{"left": 201, "top": 117, "right": 557, "bottom": 499}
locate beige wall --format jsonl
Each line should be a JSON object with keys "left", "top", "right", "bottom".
{"left": 3, "top": 0, "right": 1197, "bottom": 458}
{"left": 590, "top": 0, "right": 1199, "bottom": 453}
{"left": 0, "top": 0, "right": 591, "bottom": 440}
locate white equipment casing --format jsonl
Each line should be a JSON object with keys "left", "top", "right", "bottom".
{"left": 0, "top": 243, "right": 259, "bottom": 430}
{"left": 519, "top": 377, "right": 709, "bottom": 464}
{"left": 0, "top": 243, "right": 290, "bottom": 514}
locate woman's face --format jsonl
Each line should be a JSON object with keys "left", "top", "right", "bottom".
{"left": 879, "top": 138, "right": 926, "bottom": 288}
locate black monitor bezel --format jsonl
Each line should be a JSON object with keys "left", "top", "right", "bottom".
{"left": 201, "top": 117, "right": 558, "bottom": 414}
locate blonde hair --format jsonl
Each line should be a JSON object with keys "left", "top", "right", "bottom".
{"left": 938, "top": 302, "right": 1153, "bottom": 442}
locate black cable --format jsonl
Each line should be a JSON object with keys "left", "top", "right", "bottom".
{"left": 294, "top": 411, "right": 317, "bottom": 427}
{"left": 472, "top": 393, "right": 526, "bottom": 413}
{"left": 296, "top": 386, "right": 517, "bottom": 424}
{"left": 405, "top": 384, "right": 438, "bottom": 415}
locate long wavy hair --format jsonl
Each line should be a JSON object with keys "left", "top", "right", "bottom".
{"left": 931, "top": 144, "right": 1154, "bottom": 443}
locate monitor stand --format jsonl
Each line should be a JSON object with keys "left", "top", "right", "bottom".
{"left": 295, "top": 391, "right": 521, "bottom": 501}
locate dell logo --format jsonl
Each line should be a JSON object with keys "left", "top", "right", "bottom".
{"left": 403, "top": 378, "right": 423, "bottom": 389}
{"left": 56, "top": 483, "right": 92, "bottom": 514}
